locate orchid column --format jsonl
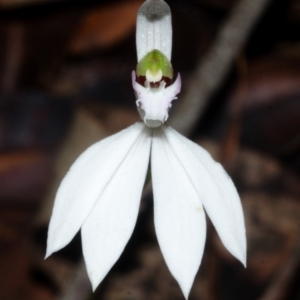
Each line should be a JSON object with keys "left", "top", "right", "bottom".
{"left": 46, "top": 1, "right": 246, "bottom": 299}
{"left": 133, "top": 0, "right": 181, "bottom": 127}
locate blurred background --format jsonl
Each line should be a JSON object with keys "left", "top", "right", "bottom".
{"left": 1, "top": 0, "right": 300, "bottom": 299}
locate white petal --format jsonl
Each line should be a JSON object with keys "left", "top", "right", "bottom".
{"left": 46, "top": 123, "right": 148, "bottom": 258}
{"left": 161, "top": 126, "right": 247, "bottom": 266}
{"left": 132, "top": 71, "right": 181, "bottom": 127}
{"left": 136, "top": 0, "right": 172, "bottom": 62}
{"left": 151, "top": 127, "right": 206, "bottom": 299}
{"left": 81, "top": 125, "right": 151, "bottom": 290}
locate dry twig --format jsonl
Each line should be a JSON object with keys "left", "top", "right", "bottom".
{"left": 169, "top": 0, "right": 273, "bottom": 135}
{"left": 257, "top": 241, "right": 300, "bottom": 300}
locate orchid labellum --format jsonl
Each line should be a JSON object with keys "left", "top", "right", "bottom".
{"left": 46, "top": 0, "right": 246, "bottom": 298}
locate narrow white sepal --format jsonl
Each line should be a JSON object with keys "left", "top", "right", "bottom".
{"left": 136, "top": 0, "right": 172, "bottom": 62}
{"left": 151, "top": 127, "right": 206, "bottom": 299}
{"left": 82, "top": 125, "right": 151, "bottom": 290}
{"left": 161, "top": 126, "right": 247, "bottom": 266}
{"left": 46, "top": 123, "right": 148, "bottom": 258}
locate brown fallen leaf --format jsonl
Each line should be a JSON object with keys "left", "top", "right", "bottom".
{"left": 0, "top": 151, "right": 53, "bottom": 202}
{"left": 68, "top": 0, "right": 143, "bottom": 55}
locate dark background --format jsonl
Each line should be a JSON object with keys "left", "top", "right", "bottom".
{"left": 0, "top": 0, "right": 300, "bottom": 299}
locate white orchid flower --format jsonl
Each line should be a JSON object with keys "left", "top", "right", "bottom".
{"left": 46, "top": 0, "right": 246, "bottom": 298}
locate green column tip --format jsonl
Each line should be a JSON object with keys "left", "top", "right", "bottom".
{"left": 136, "top": 49, "right": 173, "bottom": 83}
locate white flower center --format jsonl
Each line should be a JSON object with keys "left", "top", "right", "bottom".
{"left": 146, "top": 69, "right": 163, "bottom": 83}
{"left": 132, "top": 71, "right": 181, "bottom": 128}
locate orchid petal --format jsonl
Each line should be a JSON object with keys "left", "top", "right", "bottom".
{"left": 136, "top": 0, "right": 172, "bottom": 62}
{"left": 132, "top": 71, "right": 181, "bottom": 127}
{"left": 151, "top": 127, "right": 206, "bottom": 299}
{"left": 46, "top": 123, "right": 148, "bottom": 258}
{"left": 161, "top": 126, "right": 247, "bottom": 266}
{"left": 81, "top": 125, "right": 151, "bottom": 290}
